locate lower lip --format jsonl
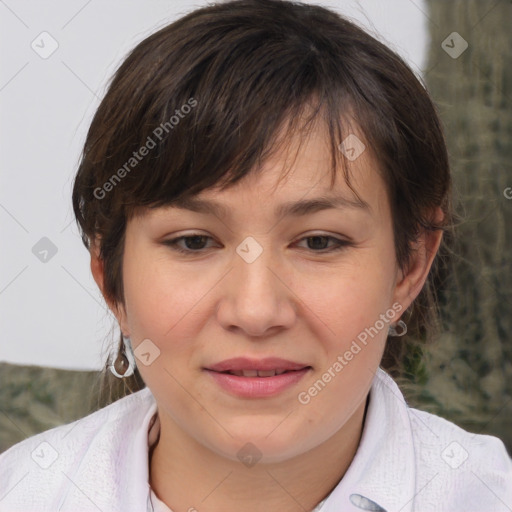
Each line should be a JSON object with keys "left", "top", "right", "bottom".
{"left": 204, "top": 368, "right": 311, "bottom": 398}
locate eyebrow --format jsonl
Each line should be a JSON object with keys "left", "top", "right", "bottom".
{"left": 169, "top": 194, "right": 371, "bottom": 219}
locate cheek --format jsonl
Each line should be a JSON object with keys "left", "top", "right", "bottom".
{"left": 293, "top": 272, "right": 392, "bottom": 440}
{"left": 120, "top": 251, "right": 209, "bottom": 394}
{"left": 121, "top": 247, "right": 197, "bottom": 342}
{"left": 121, "top": 249, "right": 229, "bottom": 370}
{"left": 300, "top": 255, "right": 396, "bottom": 348}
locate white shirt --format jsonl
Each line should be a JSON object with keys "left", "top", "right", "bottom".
{"left": 1, "top": 367, "right": 511, "bottom": 512}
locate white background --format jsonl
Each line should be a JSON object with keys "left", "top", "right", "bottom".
{"left": 0, "top": 0, "right": 429, "bottom": 370}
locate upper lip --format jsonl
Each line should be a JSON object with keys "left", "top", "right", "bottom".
{"left": 205, "top": 357, "right": 310, "bottom": 372}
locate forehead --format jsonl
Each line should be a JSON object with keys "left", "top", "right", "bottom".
{"left": 191, "top": 119, "right": 385, "bottom": 217}
{"left": 137, "top": 114, "right": 389, "bottom": 224}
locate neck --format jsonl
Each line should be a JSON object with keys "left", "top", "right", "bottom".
{"left": 149, "top": 396, "right": 368, "bottom": 512}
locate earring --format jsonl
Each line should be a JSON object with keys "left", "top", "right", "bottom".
{"left": 388, "top": 319, "right": 407, "bottom": 337}
{"left": 110, "top": 335, "right": 136, "bottom": 378}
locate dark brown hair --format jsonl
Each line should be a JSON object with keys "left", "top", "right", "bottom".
{"left": 72, "top": 0, "right": 453, "bottom": 408}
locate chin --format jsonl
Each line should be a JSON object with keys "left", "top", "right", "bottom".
{"left": 202, "top": 417, "right": 316, "bottom": 465}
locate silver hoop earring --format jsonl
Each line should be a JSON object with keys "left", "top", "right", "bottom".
{"left": 388, "top": 319, "right": 407, "bottom": 337}
{"left": 110, "top": 335, "right": 136, "bottom": 378}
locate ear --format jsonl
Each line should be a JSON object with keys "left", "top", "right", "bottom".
{"left": 89, "top": 238, "right": 130, "bottom": 336}
{"left": 392, "top": 207, "right": 444, "bottom": 314}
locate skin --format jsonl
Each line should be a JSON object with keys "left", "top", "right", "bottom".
{"left": 91, "top": 117, "right": 443, "bottom": 512}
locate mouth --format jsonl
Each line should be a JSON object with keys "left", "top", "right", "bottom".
{"left": 204, "top": 357, "right": 312, "bottom": 398}
{"left": 205, "top": 356, "right": 311, "bottom": 373}
{"left": 217, "top": 368, "right": 307, "bottom": 377}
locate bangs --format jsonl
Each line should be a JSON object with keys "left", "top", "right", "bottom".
{"left": 79, "top": 3, "right": 385, "bottom": 225}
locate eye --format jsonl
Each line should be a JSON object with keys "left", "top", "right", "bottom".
{"left": 295, "top": 234, "right": 351, "bottom": 253}
{"left": 162, "top": 234, "right": 216, "bottom": 253}
{"left": 162, "top": 233, "right": 351, "bottom": 255}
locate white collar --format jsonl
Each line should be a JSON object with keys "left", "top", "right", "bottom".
{"left": 320, "top": 367, "right": 415, "bottom": 512}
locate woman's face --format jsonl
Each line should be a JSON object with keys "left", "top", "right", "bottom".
{"left": 94, "top": 120, "right": 440, "bottom": 464}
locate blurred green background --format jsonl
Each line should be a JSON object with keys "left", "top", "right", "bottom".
{"left": 1, "top": 0, "right": 511, "bottom": 455}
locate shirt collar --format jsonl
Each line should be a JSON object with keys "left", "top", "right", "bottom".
{"left": 322, "top": 367, "right": 416, "bottom": 512}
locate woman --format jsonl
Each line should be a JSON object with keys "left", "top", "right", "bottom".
{"left": 1, "top": 0, "right": 510, "bottom": 511}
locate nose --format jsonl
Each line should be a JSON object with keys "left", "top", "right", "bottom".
{"left": 215, "top": 240, "right": 297, "bottom": 338}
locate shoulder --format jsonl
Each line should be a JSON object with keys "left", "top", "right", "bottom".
{"left": 407, "top": 405, "right": 511, "bottom": 470}
{"left": 0, "top": 386, "right": 154, "bottom": 462}
{"left": 0, "top": 387, "right": 156, "bottom": 511}
{"left": 407, "top": 405, "right": 512, "bottom": 511}
{"left": 370, "top": 369, "right": 512, "bottom": 511}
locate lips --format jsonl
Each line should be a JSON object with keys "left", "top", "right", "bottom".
{"left": 223, "top": 369, "right": 289, "bottom": 377}
{"left": 204, "top": 357, "right": 312, "bottom": 397}
{"left": 205, "top": 357, "right": 311, "bottom": 374}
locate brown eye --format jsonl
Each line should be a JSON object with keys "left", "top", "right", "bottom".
{"left": 296, "top": 235, "right": 350, "bottom": 253}
{"left": 163, "top": 234, "right": 216, "bottom": 253}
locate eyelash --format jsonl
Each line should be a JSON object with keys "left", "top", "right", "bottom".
{"left": 162, "top": 234, "right": 351, "bottom": 255}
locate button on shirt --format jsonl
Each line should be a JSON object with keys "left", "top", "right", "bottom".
{"left": 1, "top": 367, "right": 511, "bottom": 512}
